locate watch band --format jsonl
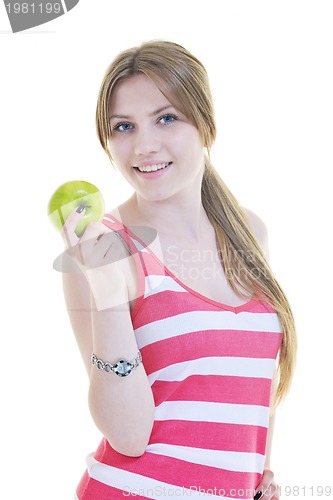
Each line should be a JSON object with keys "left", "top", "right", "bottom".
{"left": 91, "top": 351, "right": 142, "bottom": 377}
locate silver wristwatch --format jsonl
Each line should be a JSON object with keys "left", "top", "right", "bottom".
{"left": 91, "top": 351, "right": 142, "bottom": 377}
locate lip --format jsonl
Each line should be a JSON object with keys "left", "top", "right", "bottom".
{"left": 133, "top": 161, "right": 172, "bottom": 178}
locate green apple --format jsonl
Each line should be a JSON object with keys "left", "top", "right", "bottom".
{"left": 48, "top": 180, "right": 105, "bottom": 236}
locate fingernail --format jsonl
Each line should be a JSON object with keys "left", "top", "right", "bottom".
{"left": 76, "top": 203, "right": 86, "bottom": 214}
{"left": 254, "top": 492, "right": 262, "bottom": 500}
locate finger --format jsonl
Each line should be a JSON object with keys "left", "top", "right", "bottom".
{"left": 254, "top": 470, "right": 274, "bottom": 499}
{"left": 262, "top": 482, "right": 279, "bottom": 500}
{"left": 90, "top": 232, "right": 117, "bottom": 266}
{"left": 79, "top": 221, "right": 110, "bottom": 242}
{"left": 90, "top": 231, "right": 131, "bottom": 268}
{"left": 60, "top": 204, "right": 86, "bottom": 248}
{"left": 73, "top": 222, "right": 114, "bottom": 268}
{"left": 81, "top": 228, "right": 129, "bottom": 269}
{"left": 78, "top": 222, "right": 107, "bottom": 264}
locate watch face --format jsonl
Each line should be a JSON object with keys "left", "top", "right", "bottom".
{"left": 114, "top": 360, "right": 133, "bottom": 377}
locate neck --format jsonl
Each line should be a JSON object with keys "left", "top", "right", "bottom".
{"left": 127, "top": 192, "right": 211, "bottom": 243}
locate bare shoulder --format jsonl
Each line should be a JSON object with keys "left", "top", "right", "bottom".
{"left": 243, "top": 207, "right": 269, "bottom": 258}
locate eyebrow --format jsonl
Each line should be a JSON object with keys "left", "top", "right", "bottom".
{"left": 109, "top": 105, "right": 175, "bottom": 121}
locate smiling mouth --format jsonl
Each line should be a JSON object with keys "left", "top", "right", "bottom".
{"left": 134, "top": 162, "right": 172, "bottom": 173}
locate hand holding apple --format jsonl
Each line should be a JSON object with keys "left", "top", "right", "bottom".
{"left": 48, "top": 180, "right": 105, "bottom": 237}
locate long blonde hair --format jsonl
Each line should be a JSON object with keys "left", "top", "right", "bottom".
{"left": 96, "top": 40, "right": 297, "bottom": 405}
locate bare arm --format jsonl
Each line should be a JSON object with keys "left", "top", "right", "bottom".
{"left": 244, "top": 210, "right": 280, "bottom": 498}
{"left": 62, "top": 270, "right": 94, "bottom": 375}
{"left": 254, "top": 369, "right": 280, "bottom": 499}
{"left": 265, "top": 368, "right": 279, "bottom": 469}
{"left": 243, "top": 207, "right": 269, "bottom": 261}
{"left": 88, "top": 277, "right": 155, "bottom": 457}
{"left": 245, "top": 209, "right": 277, "bottom": 469}
{"left": 62, "top": 211, "right": 155, "bottom": 457}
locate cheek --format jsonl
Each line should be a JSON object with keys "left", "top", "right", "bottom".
{"left": 176, "top": 127, "right": 204, "bottom": 152}
{"left": 180, "top": 134, "right": 205, "bottom": 163}
{"left": 108, "top": 139, "right": 130, "bottom": 164}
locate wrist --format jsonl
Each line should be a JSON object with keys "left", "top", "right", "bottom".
{"left": 91, "top": 351, "right": 142, "bottom": 377}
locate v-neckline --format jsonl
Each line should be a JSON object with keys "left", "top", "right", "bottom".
{"left": 104, "top": 214, "right": 258, "bottom": 314}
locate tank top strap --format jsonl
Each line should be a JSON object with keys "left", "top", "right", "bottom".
{"left": 102, "top": 213, "right": 152, "bottom": 277}
{"left": 102, "top": 214, "right": 138, "bottom": 254}
{"left": 102, "top": 214, "right": 170, "bottom": 317}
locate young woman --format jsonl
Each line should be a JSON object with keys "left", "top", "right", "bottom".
{"left": 62, "top": 40, "right": 297, "bottom": 500}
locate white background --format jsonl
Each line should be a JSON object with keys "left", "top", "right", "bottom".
{"left": 1, "top": 1, "right": 332, "bottom": 498}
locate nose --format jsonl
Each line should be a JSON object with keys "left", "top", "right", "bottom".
{"left": 133, "top": 126, "right": 160, "bottom": 156}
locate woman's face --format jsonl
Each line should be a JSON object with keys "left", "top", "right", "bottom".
{"left": 108, "top": 74, "right": 205, "bottom": 203}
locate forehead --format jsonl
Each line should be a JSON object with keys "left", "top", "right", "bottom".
{"left": 109, "top": 74, "right": 171, "bottom": 115}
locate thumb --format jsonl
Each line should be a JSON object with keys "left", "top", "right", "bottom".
{"left": 61, "top": 203, "right": 87, "bottom": 248}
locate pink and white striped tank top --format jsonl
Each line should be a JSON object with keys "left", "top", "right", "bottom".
{"left": 76, "top": 214, "right": 283, "bottom": 500}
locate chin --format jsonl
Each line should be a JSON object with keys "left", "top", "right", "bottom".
{"left": 138, "top": 188, "right": 173, "bottom": 203}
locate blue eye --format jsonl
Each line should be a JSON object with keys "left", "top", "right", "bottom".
{"left": 113, "top": 122, "right": 133, "bottom": 132}
{"left": 159, "top": 114, "right": 178, "bottom": 125}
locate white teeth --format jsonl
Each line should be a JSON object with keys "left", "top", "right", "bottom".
{"left": 137, "top": 162, "right": 170, "bottom": 172}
